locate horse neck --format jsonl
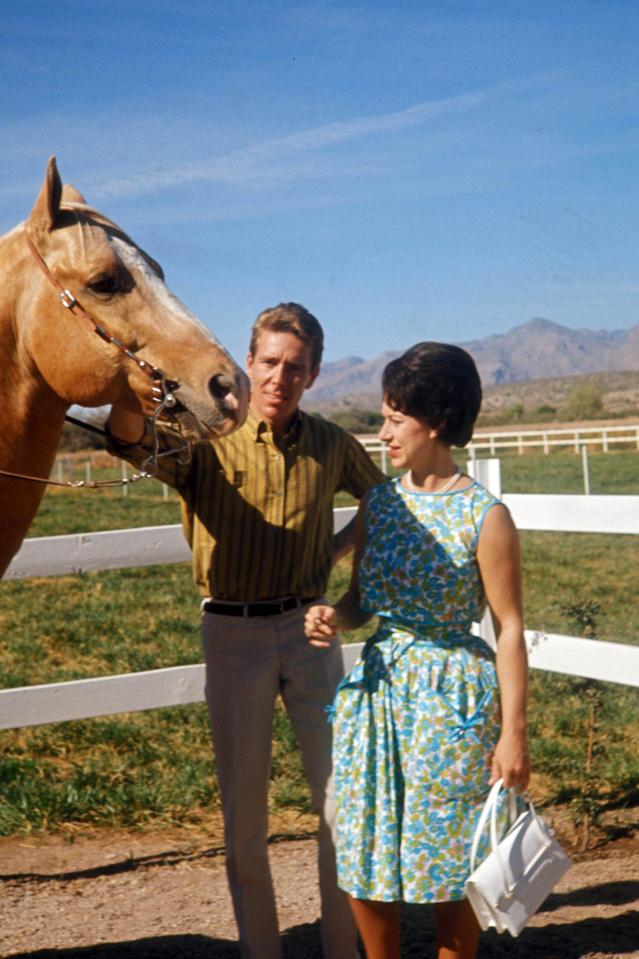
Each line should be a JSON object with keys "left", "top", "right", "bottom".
{"left": 0, "top": 226, "right": 69, "bottom": 576}
{"left": 0, "top": 225, "right": 69, "bottom": 458}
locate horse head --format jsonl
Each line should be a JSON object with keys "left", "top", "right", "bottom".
{"left": 21, "top": 157, "right": 249, "bottom": 438}
{"left": 0, "top": 157, "right": 252, "bottom": 577}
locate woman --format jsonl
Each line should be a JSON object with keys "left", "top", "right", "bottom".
{"left": 305, "top": 342, "right": 529, "bottom": 959}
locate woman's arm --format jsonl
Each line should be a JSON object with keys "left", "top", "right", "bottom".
{"left": 476, "top": 504, "right": 530, "bottom": 790}
{"left": 305, "top": 497, "right": 374, "bottom": 646}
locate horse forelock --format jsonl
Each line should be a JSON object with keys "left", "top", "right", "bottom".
{"left": 59, "top": 201, "right": 124, "bottom": 236}
{"left": 58, "top": 202, "right": 164, "bottom": 279}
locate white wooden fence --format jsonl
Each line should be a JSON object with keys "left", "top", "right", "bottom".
{"left": 469, "top": 422, "right": 639, "bottom": 456}
{"left": 3, "top": 463, "right": 639, "bottom": 731}
{"left": 361, "top": 422, "right": 639, "bottom": 469}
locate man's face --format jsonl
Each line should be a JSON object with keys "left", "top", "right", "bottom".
{"left": 247, "top": 329, "right": 319, "bottom": 434}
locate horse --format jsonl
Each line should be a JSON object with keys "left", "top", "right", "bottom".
{"left": 0, "top": 156, "right": 250, "bottom": 578}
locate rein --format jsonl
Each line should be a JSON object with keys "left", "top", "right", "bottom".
{"left": 0, "top": 465, "right": 152, "bottom": 489}
{"left": 0, "top": 235, "right": 192, "bottom": 490}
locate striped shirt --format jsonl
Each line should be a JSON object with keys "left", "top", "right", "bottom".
{"left": 107, "top": 409, "right": 384, "bottom": 601}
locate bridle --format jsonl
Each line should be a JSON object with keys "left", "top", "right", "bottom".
{"left": 0, "top": 234, "right": 191, "bottom": 489}
{"left": 25, "top": 232, "right": 179, "bottom": 397}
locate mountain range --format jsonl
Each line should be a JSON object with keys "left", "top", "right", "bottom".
{"left": 305, "top": 318, "right": 639, "bottom": 409}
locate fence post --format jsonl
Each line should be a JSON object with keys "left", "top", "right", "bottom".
{"left": 466, "top": 457, "right": 502, "bottom": 498}
{"left": 582, "top": 446, "right": 591, "bottom": 495}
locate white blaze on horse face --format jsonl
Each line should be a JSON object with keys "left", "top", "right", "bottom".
{"left": 111, "top": 237, "right": 220, "bottom": 345}
{"left": 109, "top": 237, "right": 249, "bottom": 434}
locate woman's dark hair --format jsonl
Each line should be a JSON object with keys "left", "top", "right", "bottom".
{"left": 382, "top": 342, "right": 482, "bottom": 447}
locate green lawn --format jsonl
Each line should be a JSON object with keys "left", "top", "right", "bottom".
{"left": 1, "top": 455, "right": 638, "bottom": 840}
{"left": 498, "top": 446, "right": 639, "bottom": 495}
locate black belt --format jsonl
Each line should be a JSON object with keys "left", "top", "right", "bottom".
{"left": 202, "top": 596, "right": 317, "bottom": 618}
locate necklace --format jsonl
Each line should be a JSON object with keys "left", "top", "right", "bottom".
{"left": 404, "top": 468, "right": 461, "bottom": 494}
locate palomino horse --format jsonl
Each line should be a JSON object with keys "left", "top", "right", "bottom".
{"left": 0, "top": 157, "right": 249, "bottom": 577}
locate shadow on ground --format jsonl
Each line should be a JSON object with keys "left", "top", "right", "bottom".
{"left": 5, "top": 907, "right": 639, "bottom": 959}
{"left": 401, "top": 902, "right": 639, "bottom": 958}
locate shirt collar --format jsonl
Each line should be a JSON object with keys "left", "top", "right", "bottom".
{"left": 248, "top": 408, "right": 305, "bottom": 446}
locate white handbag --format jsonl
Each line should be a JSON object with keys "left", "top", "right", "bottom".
{"left": 465, "top": 778, "right": 572, "bottom": 937}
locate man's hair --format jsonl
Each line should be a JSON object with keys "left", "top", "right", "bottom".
{"left": 382, "top": 341, "right": 482, "bottom": 447}
{"left": 249, "top": 303, "right": 324, "bottom": 369}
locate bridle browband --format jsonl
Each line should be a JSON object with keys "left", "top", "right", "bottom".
{"left": 0, "top": 234, "right": 191, "bottom": 489}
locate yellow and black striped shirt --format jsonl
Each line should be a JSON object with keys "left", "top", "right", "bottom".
{"left": 108, "top": 410, "right": 384, "bottom": 601}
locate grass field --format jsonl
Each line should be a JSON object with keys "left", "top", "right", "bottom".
{"left": 1, "top": 449, "right": 638, "bottom": 840}
{"left": 499, "top": 446, "right": 639, "bottom": 495}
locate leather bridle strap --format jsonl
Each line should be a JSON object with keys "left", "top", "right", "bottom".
{"left": 25, "top": 233, "right": 177, "bottom": 390}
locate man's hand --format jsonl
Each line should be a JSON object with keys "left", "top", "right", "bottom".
{"left": 305, "top": 604, "right": 339, "bottom": 647}
{"left": 108, "top": 407, "right": 146, "bottom": 444}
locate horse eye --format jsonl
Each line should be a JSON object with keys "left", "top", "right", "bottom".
{"left": 88, "top": 275, "right": 119, "bottom": 296}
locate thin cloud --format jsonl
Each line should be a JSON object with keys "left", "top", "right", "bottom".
{"left": 93, "top": 88, "right": 493, "bottom": 200}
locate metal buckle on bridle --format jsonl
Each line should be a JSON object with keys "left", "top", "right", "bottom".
{"left": 141, "top": 370, "right": 191, "bottom": 476}
{"left": 155, "top": 371, "right": 178, "bottom": 409}
{"left": 60, "top": 289, "right": 77, "bottom": 310}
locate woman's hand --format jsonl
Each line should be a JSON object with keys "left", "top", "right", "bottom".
{"left": 305, "top": 604, "right": 339, "bottom": 648}
{"left": 490, "top": 729, "right": 530, "bottom": 790}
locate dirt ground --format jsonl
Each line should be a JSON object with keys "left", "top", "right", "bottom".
{"left": 1, "top": 815, "right": 638, "bottom": 959}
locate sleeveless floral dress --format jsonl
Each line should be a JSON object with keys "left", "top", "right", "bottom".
{"left": 331, "top": 477, "right": 502, "bottom": 904}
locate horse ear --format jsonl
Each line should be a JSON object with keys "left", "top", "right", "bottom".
{"left": 61, "top": 183, "right": 87, "bottom": 205}
{"left": 27, "top": 156, "right": 63, "bottom": 234}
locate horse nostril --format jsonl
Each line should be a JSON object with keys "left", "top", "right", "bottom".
{"left": 208, "top": 373, "right": 239, "bottom": 411}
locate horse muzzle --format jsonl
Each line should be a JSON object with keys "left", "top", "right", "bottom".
{"left": 173, "top": 368, "right": 250, "bottom": 439}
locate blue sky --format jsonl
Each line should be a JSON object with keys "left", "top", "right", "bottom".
{"left": 2, "top": 1, "right": 638, "bottom": 364}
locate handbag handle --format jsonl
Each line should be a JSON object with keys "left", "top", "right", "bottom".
{"left": 469, "top": 778, "right": 517, "bottom": 876}
{"left": 470, "top": 778, "right": 548, "bottom": 898}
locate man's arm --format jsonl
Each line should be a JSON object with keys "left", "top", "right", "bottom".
{"left": 331, "top": 431, "right": 385, "bottom": 564}
{"left": 331, "top": 515, "right": 357, "bottom": 565}
{"left": 104, "top": 406, "right": 192, "bottom": 492}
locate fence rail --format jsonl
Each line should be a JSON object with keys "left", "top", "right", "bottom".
{"left": 360, "top": 422, "right": 639, "bottom": 464}
{"left": 3, "top": 486, "right": 639, "bottom": 730}
{"left": 6, "top": 493, "right": 639, "bottom": 584}
{"left": 3, "top": 630, "right": 638, "bottom": 731}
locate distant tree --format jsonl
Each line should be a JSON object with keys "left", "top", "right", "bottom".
{"left": 326, "top": 408, "right": 383, "bottom": 434}
{"left": 562, "top": 384, "right": 604, "bottom": 421}
{"left": 533, "top": 404, "right": 557, "bottom": 419}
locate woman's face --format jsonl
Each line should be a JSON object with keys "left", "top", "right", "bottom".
{"left": 378, "top": 400, "right": 439, "bottom": 470}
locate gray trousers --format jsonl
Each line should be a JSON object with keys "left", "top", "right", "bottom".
{"left": 201, "top": 603, "right": 358, "bottom": 959}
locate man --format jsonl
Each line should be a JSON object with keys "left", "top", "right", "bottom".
{"left": 107, "top": 303, "right": 384, "bottom": 959}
